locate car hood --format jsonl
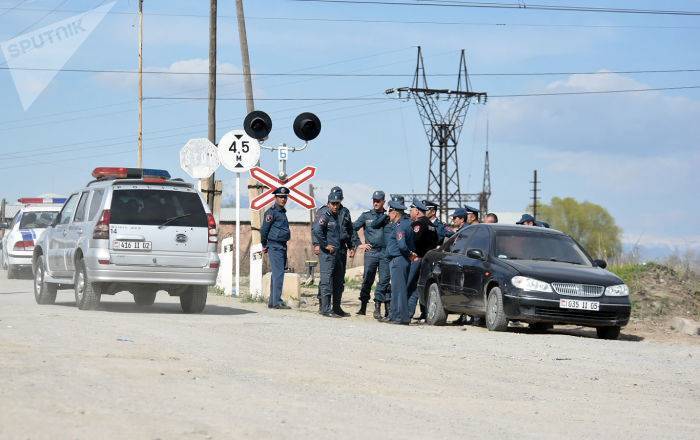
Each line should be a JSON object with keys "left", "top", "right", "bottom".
{"left": 501, "top": 259, "right": 622, "bottom": 286}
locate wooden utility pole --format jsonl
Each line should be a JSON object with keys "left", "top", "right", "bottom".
{"left": 235, "top": 0, "right": 262, "bottom": 245}
{"left": 137, "top": 0, "right": 143, "bottom": 168}
{"left": 205, "top": 0, "right": 217, "bottom": 210}
{"left": 531, "top": 169, "right": 540, "bottom": 220}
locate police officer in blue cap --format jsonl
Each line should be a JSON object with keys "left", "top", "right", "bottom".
{"left": 465, "top": 205, "right": 480, "bottom": 225}
{"left": 384, "top": 199, "right": 416, "bottom": 325}
{"left": 451, "top": 208, "right": 469, "bottom": 235}
{"left": 261, "top": 186, "right": 292, "bottom": 309}
{"left": 516, "top": 213, "right": 536, "bottom": 226}
{"left": 353, "top": 190, "right": 390, "bottom": 318}
{"left": 407, "top": 198, "right": 438, "bottom": 321}
{"left": 424, "top": 200, "right": 452, "bottom": 243}
{"left": 312, "top": 189, "right": 347, "bottom": 317}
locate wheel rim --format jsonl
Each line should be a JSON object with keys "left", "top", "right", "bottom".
{"left": 34, "top": 263, "right": 43, "bottom": 293}
{"left": 428, "top": 285, "right": 438, "bottom": 320}
{"left": 487, "top": 294, "right": 495, "bottom": 326}
{"left": 76, "top": 269, "right": 85, "bottom": 303}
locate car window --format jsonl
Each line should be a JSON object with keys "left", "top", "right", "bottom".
{"left": 19, "top": 211, "right": 58, "bottom": 229}
{"left": 465, "top": 226, "right": 490, "bottom": 254}
{"left": 110, "top": 189, "right": 207, "bottom": 227}
{"left": 73, "top": 192, "right": 90, "bottom": 222}
{"left": 56, "top": 194, "right": 79, "bottom": 226}
{"left": 449, "top": 228, "right": 474, "bottom": 254}
{"left": 494, "top": 230, "right": 592, "bottom": 266}
{"left": 88, "top": 189, "right": 105, "bottom": 221}
{"left": 9, "top": 212, "right": 20, "bottom": 229}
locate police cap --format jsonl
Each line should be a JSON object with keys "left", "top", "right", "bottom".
{"left": 423, "top": 200, "right": 438, "bottom": 210}
{"left": 372, "top": 190, "right": 385, "bottom": 201}
{"left": 516, "top": 213, "right": 536, "bottom": 225}
{"left": 451, "top": 208, "right": 468, "bottom": 219}
{"left": 273, "top": 187, "right": 289, "bottom": 197}
{"left": 388, "top": 200, "right": 406, "bottom": 211}
{"left": 331, "top": 186, "right": 344, "bottom": 200}
{"left": 328, "top": 190, "right": 343, "bottom": 203}
{"left": 410, "top": 197, "right": 428, "bottom": 212}
{"left": 464, "top": 205, "right": 480, "bottom": 215}
{"left": 391, "top": 194, "right": 405, "bottom": 204}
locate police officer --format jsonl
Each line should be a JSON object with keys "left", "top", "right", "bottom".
{"left": 451, "top": 208, "right": 469, "bottom": 234}
{"left": 353, "top": 190, "right": 390, "bottom": 318}
{"left": 261, "top": 187, "right": 292, "bottom": 309}
{"left": 407, "top": 198, "right": 438, "bottom": 322}
{"left": 465, "top": 205, "right": 480, "bottom": 225}
{"left": 516, "top": 213, "right": 536, "bottom": 226}
{"left": 484, "top": 212, "right": 499, "bottom": 224}
{"left": 384, "top": 199, "right": 416, "bottom": 325}
{"left": 312, "top": 190, "right": 346, "bottom": 318}
{"left": 330, "top": 186, "right": 358, "bottom": 317}
{"left": 424, "top": 200, "right": 452, "bottom": 243}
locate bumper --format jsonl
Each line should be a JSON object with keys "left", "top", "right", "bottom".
{"left": 503, "top": 293, "right": 631, "bottom": 327}
{"left": 7, "top": 252, "right": 32, "bottom": 267}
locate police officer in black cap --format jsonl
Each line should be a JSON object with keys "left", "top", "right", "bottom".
{"left": 330, "top": 186, "right": 358, "bottom": 315}
{"left": 261, "top": 187, "right": 292, "bottom": 309}
{"left": 424, "top": 200, "right": 452, "bottom": 243}
{"left": 407, "top": 198, "right": 438, "bottom": 321}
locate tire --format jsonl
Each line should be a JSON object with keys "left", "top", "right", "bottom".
{"left": 596, "top": 326, "right": 621, "bottom": 340}
{"left": 425, "top": 283, "right": 447, "bottom": 326}
{"left": 485, "top": 286, "right": 508, "bottom": 332}
{"left": 180, "top": 285, "right": 207, "bottom": 314}
{"left": 133, "top": 287, "right": 157, "bottom": 306}
{"left": 74, "top": 260, "right": 101, "bottom": 310}
{"left": 6, "top": 264, "right": 18, "bottom": 279}
{"left": 33, "top": 256, "right": 57, "bottom": 305}
{"left": 529, "top": 322, "right": 553, "bottom": 332}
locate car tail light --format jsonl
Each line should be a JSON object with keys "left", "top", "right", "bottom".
{"left": 93, "top": 209, "right": 111, "bottom": 239}
{"left": 207, "top": 213, "right": 217, "bottom": 243}
{"left": 14, "top": 240, "right": 34, "bottom": 251}
{"left": 209, "top": 261, "right": 220, "bottom": 269}
{"left": 98, "top": 259, "right": 110, "bottom": 265}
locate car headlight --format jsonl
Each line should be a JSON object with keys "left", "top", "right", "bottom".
{"left": 511, "top": 276, "right": 553, "bottom": 293}
{"left": 605, "top": 284, "right": 629, "bottom": 296}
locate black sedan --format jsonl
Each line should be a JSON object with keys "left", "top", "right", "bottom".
{"left": 418, "top": 224, "right": 631, "bottom": 339}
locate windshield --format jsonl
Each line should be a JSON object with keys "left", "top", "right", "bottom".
{"left": 19, "top": 211, "right": 58, "bottom": 229}
{"left": 494, "top": 230, "right": 592, "bottom": 266}
{"left": 110, "top": 189, "right": 207, "bottom": 227}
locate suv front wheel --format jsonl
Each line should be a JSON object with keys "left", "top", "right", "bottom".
{"left": 33, "top": 256, "right": 57, "bottom": 305}
{"left": 74, "top": 260, "right": 101, "bottom": 310}
{"left": 180, "top": 285, "right": 207, "bottom": 314}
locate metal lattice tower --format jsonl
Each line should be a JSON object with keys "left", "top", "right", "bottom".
{"left": 387, "top": 47, "right": 486, "bottom": 221}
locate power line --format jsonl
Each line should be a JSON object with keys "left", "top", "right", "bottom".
{"left": 3, "top": 65, "right": 700, "bottom": 77}
{"left": 293, "top": 0, "right": 700, "bottom": 16}
{"left": 0, "top": 0, "right": 30, "bottom": 17}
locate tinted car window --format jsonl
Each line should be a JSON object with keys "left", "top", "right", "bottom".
{"left": 73, "top": 192, "right": 90, "bottom": 222}
{"left": 56, "top": 194, "right": 79, "bottom": 226}
{"left": 19, "top": 211, "right": 58, "bottom": 229}
{"left": 466, "top": 227, "right": 490, "bottom": 254}
{"left": 449, "top": 228, "right": 474, "bottom": 254}
{"left": 495, "top": 230, "right": 591, "bottom": 266}
{"left": 110, "top": 189, "right": 207, "bottom": 227}
{"left": 88, "top": 189, "right": 105, "bottom": 221}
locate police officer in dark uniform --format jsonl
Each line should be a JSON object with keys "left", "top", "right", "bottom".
{"left": 465, "top": 205, "right": 480, "bottom": 225}
{"left": 330, "top": 186, "right": 358, "bottom": 316}
{"left": 516, "top": 213, "right": 536, "bottom": 226}
{"left": 312, "top": 190, "right": 346, "bottom": 318}
{"left": 451, "top": 207, "right": 469, "bottom": 234}
{"left": 407, "top": 198, "right": 438, "bottom": 321}
{"left": 424, "top": 200, "right": 452, "bottom": 243}
{"left": 353, "top": 190, "right": 390, "bottom": 318}
{"left": 260, "top": 187, "right": 292, "bottom": 309}
{"left": 384, "top": 199, "right": 416, "bottom": 325}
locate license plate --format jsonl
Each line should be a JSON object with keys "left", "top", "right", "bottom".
{"left": 113, "top": 240, "right": 152, "bottom": 251}
{"left": 559, "top": 299, "right": 599, "bottom": 311}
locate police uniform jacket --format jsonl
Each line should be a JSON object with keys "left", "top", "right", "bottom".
{"left": 386, "top": 217, "right": 416, "bottom": 259}
{"left": 338, "top": 205, "right": 359, "bottom": 250}
{"left": 353, "top": 209, "right": 387, "bottom": 249}
{"left": 312, "top": 205, "right": 342, "bottom": 251}
{"left": 260, "top": 203, "right": 290, "bottom": 247}
{"left": 412, "top": 216, "right": 438, "bottom": 257}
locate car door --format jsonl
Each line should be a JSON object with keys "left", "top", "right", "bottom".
{"left": 47, "top": 194, "right": 78, "bottom": 277}
{"left": 439, "top": 228, "right": 474, "bottom": 310}
{"left": 458, "top": 226, "right": 492, "bottom": 311}
{"left": 64, "top": 191, "right": 90, "bottom": 274}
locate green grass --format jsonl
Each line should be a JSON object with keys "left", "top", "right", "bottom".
{"left": 608, "top": 263, "right": 647, "bottom": 285}
{"left": 208, "top": 285, "right": 226, "bottom": 296}
{"left": 240, "top": 294, "right": 266, "bottom": 303}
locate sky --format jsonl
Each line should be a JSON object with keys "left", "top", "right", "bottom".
{"left": 0, "top": 0, "right": 699, "bottom": 259}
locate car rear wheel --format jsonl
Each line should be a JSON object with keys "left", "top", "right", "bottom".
{"left": 425, "top": 283, "right": 447, "bottom": 326}
{"left": 180, "top": 285, "right": 207, "bottom": 314}
{"left": 74, "top": 260, "right": 101, "bottom": 310}
{"left": 596, "top": 326, "right": 621, "bottom": 340}
{"left": 133, "top": 287, "right": 157, "bottom": 306}
{"left": 485, "top": 286, "right": 508, "bottom": 332}
{"left": 33, "top": 257, "right": 57, "bottom": 305}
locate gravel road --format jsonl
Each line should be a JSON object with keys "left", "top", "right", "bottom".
{"left": 1, "top": 274, "right": 698, "bottom": 439}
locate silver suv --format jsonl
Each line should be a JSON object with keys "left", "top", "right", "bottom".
{"left": 32, "top": 167, "right": 220, "bottom": 313}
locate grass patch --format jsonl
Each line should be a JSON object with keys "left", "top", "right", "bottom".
{"left": 609, "top": 263, "right": 647, "bottom": 285}
{"left": 208, "top": 285, "right": 226, "bottom": 296}
{"left": 240, "top": 294, "right": 266, "bottom": 303}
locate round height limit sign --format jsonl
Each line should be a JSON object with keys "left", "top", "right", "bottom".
{"left": 217, "top": 130, "right": 260, "bottom": 172}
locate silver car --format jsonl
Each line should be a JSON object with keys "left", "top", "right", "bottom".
{"left": 32, "top": 167, "right": 220, "bottom": 313}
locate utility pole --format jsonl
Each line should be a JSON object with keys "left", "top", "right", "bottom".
{"left": 204, "top": 0, "right": 217, "bottom": 210}
{"left": 235, "top": 0, "right": 262, "bottom": 246}
{"left": 137, "top": 0, "right": 143, "bottom": 168}
{"left": 531, "top": 169, "right": 540, "bottom": 220}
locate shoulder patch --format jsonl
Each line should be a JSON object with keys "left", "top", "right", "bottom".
{"left": 397, "top": 231, "right": 405, "bottom": 240}
{"left": 413, "top": 225, "right": 421, "bottom": 233}
{"left": 319, "top": 217, "right": 327, "bottom": 225}
{"left": 265, "top": 214, "right": 273, "bottom": 222}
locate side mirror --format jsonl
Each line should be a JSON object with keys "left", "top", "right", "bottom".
{"left": 0, "top": 222, "right": 8, "bottom": 229}
{"left": 467, "top": 249, "right": 485, "bottom": 260}
{"left": 50, "top": 217, "right": 59, "bottom": 228}
{"left": 593, "top": 259, "right": 607, "bottom": 269}
{"left": 243, "top": 110, "right": 272, "bottom": 141}
{"left": 293, "top": 112, "right": 321, "bottom": 141}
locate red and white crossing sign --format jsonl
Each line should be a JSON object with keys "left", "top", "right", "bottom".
{"left": 250, "top": 166, "right": 316, "bottom": 210}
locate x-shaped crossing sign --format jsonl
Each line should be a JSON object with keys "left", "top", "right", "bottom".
{"left": 249, "top": 166, "right": 316, "bottom": 210}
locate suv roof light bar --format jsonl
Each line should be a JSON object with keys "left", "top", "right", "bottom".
{"left": 18, "top": 197, "right": 67, "bottom": 204}
{"left": 92, "top": 167, "right": 171, "bottom": 180}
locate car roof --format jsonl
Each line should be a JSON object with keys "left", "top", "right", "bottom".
{"left": 20, "top": 205, "right": 63, "bottom": 212}
{"left": 471, "top": 223, "right": 565, "bottom": 236}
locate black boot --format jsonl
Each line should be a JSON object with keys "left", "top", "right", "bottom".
{"left": 333, "top": 296, "right": 350, "bottom": 317}
{"left": 379, "top": 302, "right": 391, "bottom": 322}
{"left": 319, "top": 296, "right": 340, "bottom": 318}
{"left": 372, "top": 302, "right": 382, "bottom": 320}
{"left": 357, "top": 301, "right": 368, "bottom": 315}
